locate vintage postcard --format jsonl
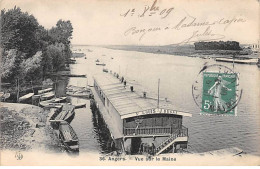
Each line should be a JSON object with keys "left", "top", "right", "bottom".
{"left": 0, "top": 0, "right": 259, "bottom": 166}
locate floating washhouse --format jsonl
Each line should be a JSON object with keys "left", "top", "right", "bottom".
{"left": 91, "top": 73, "right": 192, "bottom": 155}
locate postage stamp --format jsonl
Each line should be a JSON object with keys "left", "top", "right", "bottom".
{"left": 0, "top": 0, "right": 259, "bottom": 166}
{"left": 192, "top": 64, "right": 242, "bottom": 116}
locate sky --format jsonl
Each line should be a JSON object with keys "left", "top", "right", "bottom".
{"left": 1, "top": 0, "right": 259, "bottom": 45}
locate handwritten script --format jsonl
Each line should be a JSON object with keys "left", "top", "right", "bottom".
{"left": 120, "top": 0, "right": 174, "bottom": 19}
{"left": 121, "top": 0, "right": 247, "bottom": 44}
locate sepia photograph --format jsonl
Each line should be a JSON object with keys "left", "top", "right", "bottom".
{"left": 0, "top": 0, "right": 259, "bottom": 166}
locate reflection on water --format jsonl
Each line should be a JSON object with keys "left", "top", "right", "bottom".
{"left": 65, "top": 46, "right": 260, "bottom": 156}
{"left": 91, "top": 103, "right": 114, "bottom": 154}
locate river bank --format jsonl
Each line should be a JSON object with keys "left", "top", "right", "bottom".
{"left": 0, "top": 102, "right": 64, "bottom": 153}
{"left": 105, "top": 45, "right": 259, "bottom": 59}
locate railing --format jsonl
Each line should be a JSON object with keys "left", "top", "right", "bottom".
{"left": 178, "top": 126, "right": 188, "bottom": 137}
{"left": 155, "top": 126, "right": 188, "bottom": 155}
{"left": 124, "top": 126, "right": 172, "bottom": 136}
{"left": 124, "top": 125, "right": 188, "bottom": 136}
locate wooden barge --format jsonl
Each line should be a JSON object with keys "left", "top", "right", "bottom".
{"left": 49, "top": 104, "right": 75, "bottom": 129}
{"left": 90, "top": 73, "right": 192, "bottom": 155}
{"left": 58, "top": 120, "right": 79, "bottom": 152}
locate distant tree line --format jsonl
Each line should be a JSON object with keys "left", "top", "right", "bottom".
{"left": 0, "top": 6, "right": 73, "bottom": 85}
{"left": 194, "top": 41, "right": 242, "bottom": 50}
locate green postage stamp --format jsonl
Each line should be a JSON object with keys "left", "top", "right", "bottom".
{"left": 201, "top": 72, "right": 238, "bottom": 115}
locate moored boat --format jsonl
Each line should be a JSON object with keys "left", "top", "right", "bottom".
{"left": 58, "top": 120, "right": 79, "bottom": 152}
{"left": 74, "top": 103, "right": 86, "bottom": 109}
{"left": 96, "top": 63, "right": 106, "bottom": 66}
{"left": 66, "top": 90, "right": 92, "bottom": 98}
{"left": 66, "top": 59, "right": 76, "bottom": 64}
{"left": 18, "top": 93, "right": 34, "bottom": 103}
{"left": 38, "top": 87, "right": 53, "bottom": 94}
{"left": 39, "top": 97, "right": 67, "bottom": 108}
{"left": 40, "top": 102, "right": 64, "bottom": 109}
{"left": 103, "top": 68, "right": 108, "bottom": 73}
{"left": 40, "top": 92, "right": 55, "bottom": 101}
{"left": 66, "top": 85, "right": 90, "bottom": 92}
{"left": 48, "top": 96, "right": 67, "bottom": 103}
{"left": 50, "top": 104, "right": 75, "bottom": 124}
{"left": 215, "top": 57, "right": 258, "bottom": 64}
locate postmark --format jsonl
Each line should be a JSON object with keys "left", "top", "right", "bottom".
{"left": 192, "top": 64, "right": 242, "bottom": 116}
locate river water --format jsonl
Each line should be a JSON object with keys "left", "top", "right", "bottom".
{"left": 67, "top": 46, "right": 260, "bottom": 155}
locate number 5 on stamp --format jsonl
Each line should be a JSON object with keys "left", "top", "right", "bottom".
{"left": 201, "top": 72, "right": 237, "bottom": 115}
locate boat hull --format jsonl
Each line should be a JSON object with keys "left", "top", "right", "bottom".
{"left": 41, "top": 93, "right": 55, "bottom": 101}
{"left": 50, "top": 104, "right": 75, "bottom": 129}
{"left": 38, "top": 88, "right": 53, "bottom": 94}
{"left": 58, "top": 121, "right": 79, "bottom": 152}
{"left": 74, "top": 103, "right": 86, "bottom": 109}
{"left": 19, "top": 93, "right": 34, "bottom": 103}
{"left": 66, "top": 92, "right": 92, "bottom": 98}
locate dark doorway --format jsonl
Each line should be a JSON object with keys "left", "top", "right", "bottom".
{"left": 131, "top": 137, "right": 141, "bottom": 154}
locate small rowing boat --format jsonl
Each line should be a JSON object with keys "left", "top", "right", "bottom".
{"left": 96, "top": 63, "right": 106, "bottom": 66}
{"left": 103, "top": 68, "right": 108, "bottom": 73}
{"left": 19, "top": 93, "right": 34, "bottom": 103}
{"left": 58, "top": 120, "right": 79, "bottom": 152}
{"left": 38, "top": 88, "right": 53, "bottom": 94}
{"left": 48, "top": 96, "right": 67, "bottom": 103}
{"left": 74, "top": 103, "right": 86, "bottom": 109}
{"left": 66, "top": 85, "right": 90, "bottom": 92}
{"left": 40, "top": 92, "right": 55, "bottom": 101}
{"left": 39, "top": 97, "right": 67, "bottom": 108}
{"left": 66, "top": 90, "right": 92, "bottom": 98}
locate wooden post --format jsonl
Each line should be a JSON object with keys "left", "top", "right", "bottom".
{"left": 55, "top": 76, "right": 57, "bottom": 97}
{"left": 31, "top": 80, "right": 34, "bottom": 105}
{"left": 16, "top": 78, "right": 20, "bottom": 103}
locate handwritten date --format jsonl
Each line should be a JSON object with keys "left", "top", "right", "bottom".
{"left": 121, "top": 0, "right": 174, "bottom": 19}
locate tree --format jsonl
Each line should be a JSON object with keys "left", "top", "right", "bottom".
{"left": 0, "top": 7, "right": 40, "bottom": 58}
{"left": 0, "top": 7, "right": 74, "bottom": 87}
{"left": 20, "top": 51, "right": 43, "bottom": 81}
{"left": 49, "top": 20, "right": 73, "bottom": 62}
{"left": 49, "top": 20, "right": 73, "bottom": 45}
{"left": 44, "top": 45, "right": 65, "bottom": 72}
{"left": 1, "top": 49, "right": 24, "bottom": 82}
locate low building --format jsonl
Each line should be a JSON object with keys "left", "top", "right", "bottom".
{"left": 91, "top": 72, "right": 192, "bottom": 155}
